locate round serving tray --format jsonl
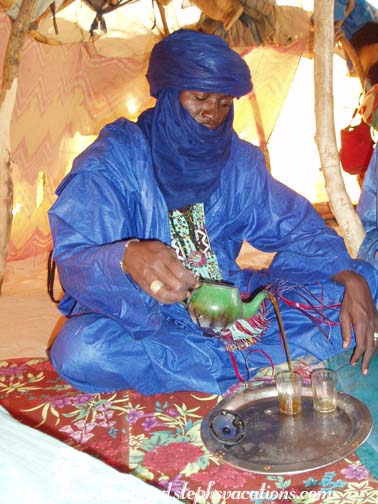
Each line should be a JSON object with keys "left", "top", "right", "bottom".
{"left": 201, "top": 385, "right": 372, "bottom": 475}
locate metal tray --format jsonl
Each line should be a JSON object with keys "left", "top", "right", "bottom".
{"left": 201, "top": 385, "right": 372, "bottom": 475}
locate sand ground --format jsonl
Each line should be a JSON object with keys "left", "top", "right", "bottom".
{"left": 0, "top": 253, "right": 64, "bottom": 359}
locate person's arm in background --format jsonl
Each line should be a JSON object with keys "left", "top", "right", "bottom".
{"left": 357, "top": 147, "right": 378, "bottom": 269}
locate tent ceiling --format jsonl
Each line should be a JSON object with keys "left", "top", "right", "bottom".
{"left": 32, "top": 0, "right": 201, "bottom": 58}
{"left": 2, "top": 0, "right": 378, "bottom": 61}
{"left": 2, "top": 0, "right": 314, "bottom": 58}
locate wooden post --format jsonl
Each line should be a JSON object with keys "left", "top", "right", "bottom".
{"left": 248, "top": 90, "right": 271, "bottom": 171}
{"left": 313, "top": 0, "right": 365, "bottom": 257}
{"left": 0, "top": 0, "right": 39, "bottom": 293}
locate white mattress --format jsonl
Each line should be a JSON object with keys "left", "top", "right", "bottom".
{"left": 0, "top": 406, "right": 180, "bottom": 504}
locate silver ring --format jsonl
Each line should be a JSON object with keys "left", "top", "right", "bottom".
{"left": 374, "top": 332, "right": 378, "bottom": 343}
{"left": 150, "top": 280, "right": 164, "bottom": 295}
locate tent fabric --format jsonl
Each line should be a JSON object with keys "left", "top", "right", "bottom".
{"left": 4, "top": 0, "right": 58, "bottom": 21}
{"left": 25, "top": 0, "right": 199, "bottom": 58}
{"left": 0, "top": 11, "right": 303, "bottom": 263}
{"left": 197, "top": 1, "right": 311, "bottom": 48}
{"left": 0, "top": 13, "right": 153, "bottom": 260}
{"left": 190, "top": 0, "right": 244, "bottom": 30}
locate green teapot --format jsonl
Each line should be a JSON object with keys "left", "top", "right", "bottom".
{"left": 186, "top": 280, "right": 268, "bottom": 332}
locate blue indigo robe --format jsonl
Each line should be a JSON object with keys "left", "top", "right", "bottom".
{"left": 49, "top": 118, "right": 378, "bottom": 395}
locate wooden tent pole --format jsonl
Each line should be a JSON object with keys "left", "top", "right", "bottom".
{"left": 0, "top": 0, "right": 39, "bottom": 293}
{"left": 248, "top": 90, "right": 271, "bottom": 171}
{"left": 313, "top": 0, "right": 365, "bottom": 257}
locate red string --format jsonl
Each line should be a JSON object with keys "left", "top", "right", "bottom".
{"left": 279, "top": 294, "right": 341, "bottom": 311}
{"left": 278, "top": 295, "right": 340, "bottom": 327}
{"left": 227, "top": 348, "right": 275, "bottom": 383}
{"left": 245, "top": 348, "right": 275, "bottom": 378}
{"left": 227, "top": 350, "right": 245, "bottom": 382}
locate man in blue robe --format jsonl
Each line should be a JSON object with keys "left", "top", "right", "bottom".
{"left": 48, "top": 29, "right": 378, "bottom": 396}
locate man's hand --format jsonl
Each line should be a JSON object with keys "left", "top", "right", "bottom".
{"left": 332, "top": 270, "right": 378, "bottom": 374}
{"left": 121, "top": 239, "right": 200, "bottom": 304}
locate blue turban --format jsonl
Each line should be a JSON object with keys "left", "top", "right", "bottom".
{"left": 146, "top": 29, "right": 252, "bottom": 98}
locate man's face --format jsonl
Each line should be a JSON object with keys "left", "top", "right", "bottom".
{"left": 179, "top": 91, "right": 233, "bottom": 130}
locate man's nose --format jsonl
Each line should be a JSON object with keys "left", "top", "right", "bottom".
{"left": 203, "top": 100, "right": 221, "bottom": 124}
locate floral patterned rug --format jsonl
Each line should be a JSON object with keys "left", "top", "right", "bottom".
{"left": 0, "top": 357, "right": 377, "bottom": 504}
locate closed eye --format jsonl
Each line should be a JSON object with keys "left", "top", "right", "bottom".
{"left": 194, "top": 94, "right": 208, "bottom": 101}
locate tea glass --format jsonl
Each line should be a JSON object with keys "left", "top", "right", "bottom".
{"left": 275, "top": 371, "right": 302, "bottom": 416}
{"left": 311, "top": 368, "right": 338, "bottom": 413}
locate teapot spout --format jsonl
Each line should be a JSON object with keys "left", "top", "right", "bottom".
{"left": 241, "top": 290, "right": 268, "bottom": 320}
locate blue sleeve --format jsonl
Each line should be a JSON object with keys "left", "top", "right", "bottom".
{"left": 238, "top": 144, "right": 354, "bottom": 283}
{"left": 48, "top": 119, "right": 164, "bottom": 337}
{"left": 357, "top": 148, "right": 378, "bottom": 269}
